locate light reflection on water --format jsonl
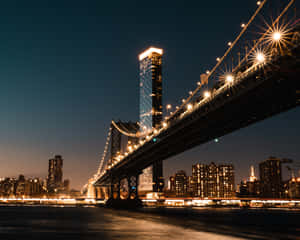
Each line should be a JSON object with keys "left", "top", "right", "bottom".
{"left": 89, "top": 211, "right": 244, "bottom": 240}
{"left": 0, "top": 206, "right": 299, "bottom": 240}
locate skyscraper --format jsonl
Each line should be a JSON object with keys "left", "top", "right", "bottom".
{"left": 174, "top": 170, "right": 188, "bottom": 197}
{"left": 138, "top": 47, "right": 164, "bottom": 193}
{"left": 246, "top": 165, "right": 260, "bottom": 197}
{"left": 47, "top": 155, "right": 63, "bottom": 193}
{"left": 139, "top": 47, "right": 163, "bottom": 132}
{"left": 259, "top": 156, "right": 283, "bottom": 198}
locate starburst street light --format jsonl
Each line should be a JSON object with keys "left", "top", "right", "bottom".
{"left": 272, "top": 31, "right": 282, "bottom": 41}
{"left": 187, "top": 104, "right": 193, "bottom": 110}
{"left": 226, "top": 74, "right": 234, "bottom": 83}
{"left": 254, "top": 51, "right": 266, "bottom": 63}
{"left": 204, "top": 91, "right": 211, "bottom": 98}
{"left": 265, "top": 23, "right": 291, "bottom": 51}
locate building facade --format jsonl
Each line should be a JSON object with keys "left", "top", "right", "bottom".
{"left": 187, "top": 176, "right": 194, "bottom": 195}
{"left": 192, "top": 162, "right": 235, "bottom": 198}
{"left": 218, "top": 165, "right": 235, "bottom": 198}
{"left": 169, "top": 176, "right": 175, "bottom": 192}
{"left": 174, "top": 170, "right": 188, "bottom": 197}
{"left": 259, "top": 157, "right": 282, "bottom": 198}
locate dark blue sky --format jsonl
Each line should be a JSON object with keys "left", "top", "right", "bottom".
{"left": 0, "top": 0, "right": 299, "bottom": 189}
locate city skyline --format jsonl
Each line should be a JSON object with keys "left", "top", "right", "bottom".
{"left": 0, "top": 0, "right": 299, "bottom": 189}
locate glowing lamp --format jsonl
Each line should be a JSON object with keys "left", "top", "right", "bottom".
{"left": 204, "top": 91, "right": 211, "bottom": 98}
{"left": 256, "top": 52, "right": 265, "bottom": 63}
{"left": 272, "top": 31, "right": 281, "bottom": 41}
{"left": 226, "top": 74, "right": 234, "bottom": 83}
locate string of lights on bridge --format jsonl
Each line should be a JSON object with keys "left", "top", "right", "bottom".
{"left": 90, "top": 0, "right": 298, "bottom": 183}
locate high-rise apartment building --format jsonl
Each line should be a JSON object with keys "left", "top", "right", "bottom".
{"left": 259, "top": 156, "right": 283, "bottom": 198}
{"left": 174, "top": 170, "right": 188, "bottom": 197}
{"left": 47, "top": 155, "right": 63, "bottom": 193}
{"left": 138, "top": 47, "right": 164, "bottom": 193}
{"left": 192, "top": 162, "right": 235, "bottom": 198}
{"left": 193, "top": 163, "right": 207, "bottom": 197}
{"left": 218, "top": 165, "right": 235, "bottom": 198}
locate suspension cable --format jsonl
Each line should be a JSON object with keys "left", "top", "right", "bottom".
{"left": 168, "top": 0, "right": 268, "bottom": 118}
{"left": 95, "top": 126, "right": 112, "bottom": 178}
{"left": 111, "top": 120, "right": 149, "bottom": 138}
{"left": 234, "top": 0, "right": 296, "bottom": 71}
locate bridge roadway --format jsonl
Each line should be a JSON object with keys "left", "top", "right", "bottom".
{"left": 95, "top": 43, "right": 300, "bottom": 187}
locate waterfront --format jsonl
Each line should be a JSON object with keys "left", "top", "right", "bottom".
{"left": 0, "top": 206, "right": 299, "bottom": 240}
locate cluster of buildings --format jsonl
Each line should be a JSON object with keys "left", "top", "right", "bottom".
{"left": 167, "top": 163, "right": 235, "bottom": 198}
{"left": 0, "top": 175, "right": 44, "bottom": 198}
{"left": 0, "top": 155, "right": 70, "bottom": 198}
{"left": 167, "top": 156, "right": 300, "bottom": 199}
{"left": 238, "top": 156, "right": 300, "bottom": 199}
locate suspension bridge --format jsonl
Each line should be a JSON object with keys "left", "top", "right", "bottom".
{"left": 85, "top": 0, "right": 300, "bottom": 207}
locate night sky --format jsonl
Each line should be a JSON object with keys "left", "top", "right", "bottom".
{"left": 0, "top": 0, "right": 299, "bottom": 189}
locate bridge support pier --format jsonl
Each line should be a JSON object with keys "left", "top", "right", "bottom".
{"left": 127, "top": 174, "right": 139, "bottom": 200}
{"left": 113, "top": 179, "right": 120, "bottom": 200}
{"left": 105, "top": 173, "right": 142, "bottom": 208}
{"left": 153, "top": 160, "right": 164, "bottom": 193}
{"left": 98, "top": 187, "right": 106, "bottom": 199}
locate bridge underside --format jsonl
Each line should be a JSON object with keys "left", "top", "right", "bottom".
{"left": 95, "top": 45, "right": 300, "bottom": 205}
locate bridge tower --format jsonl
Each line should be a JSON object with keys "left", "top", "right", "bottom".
{"left": 108, "top": 121, "right": 140, "bottom": 202}
{"left": 110, "top": 122, "right": 122, "bottom": 164}
{"left": 110, "top": 121, "right": 139, "bottom": 163}
{"left": 139, "top": 47, "right": 164, "bottom": 193}
{"left": 86, "top": 178, "right": 96, "bottom": 199}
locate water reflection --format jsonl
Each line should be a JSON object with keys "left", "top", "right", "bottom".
{"left": 0, "top": 206, "right": 299, "bottom": 240}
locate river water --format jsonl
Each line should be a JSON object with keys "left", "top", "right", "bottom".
{"left": 0, "top": 206, "right": 299, "bottom": 240}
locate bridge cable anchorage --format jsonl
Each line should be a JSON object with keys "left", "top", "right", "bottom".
{"left": 169, "top": 0, "right": 268, "bottom": 118}
{"left": 234, "top": 0, "right": 296, "bottom": 72}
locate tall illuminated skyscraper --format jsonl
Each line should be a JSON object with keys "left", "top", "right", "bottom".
{"left": 47, "top": 155, "right": 63, "bottom": 193}
{"left": 138, "top": 47, "right": 164, "bottom": 193}
{"left": 139, "top": 47, "right": 163, "bottom": 132}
